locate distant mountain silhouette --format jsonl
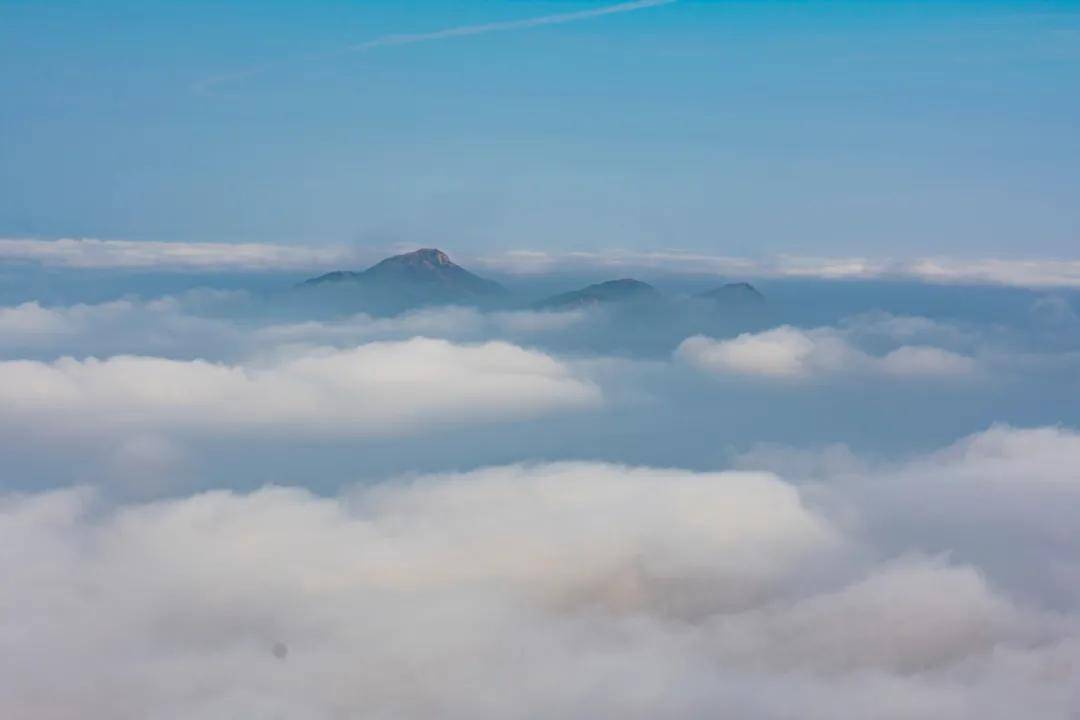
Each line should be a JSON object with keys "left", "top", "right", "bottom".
{"left": 697, "top": 282, "right": 765, "bottom": 307}
{"left": 296, "top": 252, "right": 768, "bottom": 332}
{"left": 535, "top": 279, "right": 661, "bottom": 310}
{"left": 300, "top": 249, "right": 506, "bottom": 313}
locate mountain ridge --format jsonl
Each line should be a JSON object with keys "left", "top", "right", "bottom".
{"left": 299, "top": 248, "right": 766, "bottom": 321}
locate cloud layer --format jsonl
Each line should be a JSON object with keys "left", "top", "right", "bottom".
{"left": 0, "top": 294, "right": 588, "bottom": 361}
{"left": 0, "top": 338, "right": 600, "bottom": 438}
{"left": 2, "top": 429, "right": 1078, "bottom": 718}
{"left": 0, "top": 238, "right": 358, "bottom": 271}
{"left": 479, "top": 249, "right": 1080, "bottom": 289}
{"left": 676, "top": 324, "right": 977, "bottom": 380}
{"left": 1, "top": 260, "right": 1079, "bottom": 717}
{"left": 7, "top": 239, "right": 1080, "bottom": 288}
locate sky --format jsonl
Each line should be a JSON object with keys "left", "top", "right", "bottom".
{"left": 2, "top": 0, "right": 1079, "bottom": 260}
{"left": 4, "top": 3, "right": 1080, "bottom": 718}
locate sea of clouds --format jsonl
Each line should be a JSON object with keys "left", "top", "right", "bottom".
{"left": 2, "top": 261, "right": 1079, "bottom": 718}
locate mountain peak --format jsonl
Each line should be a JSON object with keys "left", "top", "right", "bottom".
{"left": 594, "top": 279, "right": 655, "bottom": 292}
{"left": 389, "top": 248, "right": 453, "bottom": 267}
{"left": 366, "top": 248, "right": 490, "bottom": 283}
{"left": 299, "top": 247, "right": 506, "bottom": 311}
{"left": 536, "top": 278, "right": 661, "bottom": 310}
{"left": 698, "top": 282, "right": 765, "bottom": 306}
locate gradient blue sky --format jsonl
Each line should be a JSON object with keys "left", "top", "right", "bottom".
{"left": 2, "top": 0, "right": 1079, "bottom": 259}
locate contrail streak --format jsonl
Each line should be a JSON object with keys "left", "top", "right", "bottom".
{"left": 195, "top": 0, "right": 677, "bottom": 93}
{"left": 352, "top": 0, "right": 678, "bottom": 51}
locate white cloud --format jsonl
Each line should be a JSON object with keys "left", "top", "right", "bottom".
{"left": 676, "top": 325, "right": 977, "bottom": 381}
{"left": 0, "top": 447, "right": 1076, "bottom": 718}
{"left": 0, "top": 297, "right": 240, "bottom": 359}
{"left": 0, "top": 237, "right": 358, "bottom": 271}
{"left": 677, "top": 327, "right": 836, "bottom": 379}
{"left": 0, "top": 295, "right": 589, "bottom": 362}
{"left": 476, "top": 248, "right": 766, "bottom": 277}
{"left": 0, "top": 301, "right": 77, "bottom": 335}
{"left": 0, "top": 338, "right": 600, "bottom": 438}
{"left": 877, "top": 345, "right": 979, "bottom": 377}
{"left": 707, "top": 557, "right": 1027, "bottom": 675}
{"left": 255, "top": 306, "right": 587, "bottom": 349}
{"left": 477, "top": 249, "right": 1080, "bottom": 289}
{"left": 908, "top": 258, "right": 1080, "bottom": 289}
{"left": 742, "top": 424, "right": 1080, "bottom": 607}
{"left": 252, "top": 306, "right": 492, "bottom": 348}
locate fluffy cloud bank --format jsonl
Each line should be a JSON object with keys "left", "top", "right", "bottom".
{"left": 676, "top": 325, "right": 977, "bottom": 380}
{"left": 0, "top": 338, "right": 600, "bottom": 437}
{"left": 816, "top": 425, "right": 1080, "bottom": 608}
{"left": 2, "top": 430, "right": 1079, "bottom": 719}
{"left": 0, "top": 296, "right": 241, "bottom": 359}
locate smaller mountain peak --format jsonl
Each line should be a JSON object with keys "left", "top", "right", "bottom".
{"left": 535, "top": 278, "right": 661, "bottom": 310}
{"left": 596, "top": 278, "right": 654, "bottom": 291}
{"left": 300, "top": 270, "right": 361, "bottom": 286}
{"left": 698, "top": 282, "right": 765, "bottom": 305}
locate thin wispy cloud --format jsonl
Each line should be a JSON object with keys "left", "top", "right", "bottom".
{"left": 352, "top": 0, "right": 678, "bottom": 50}
{"left": 195, "top": 0, "right": 677, "bottom": 92}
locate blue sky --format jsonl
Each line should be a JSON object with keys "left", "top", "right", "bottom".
{"left": 2, "top": 0, "right": 1079, "bottom": 259}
